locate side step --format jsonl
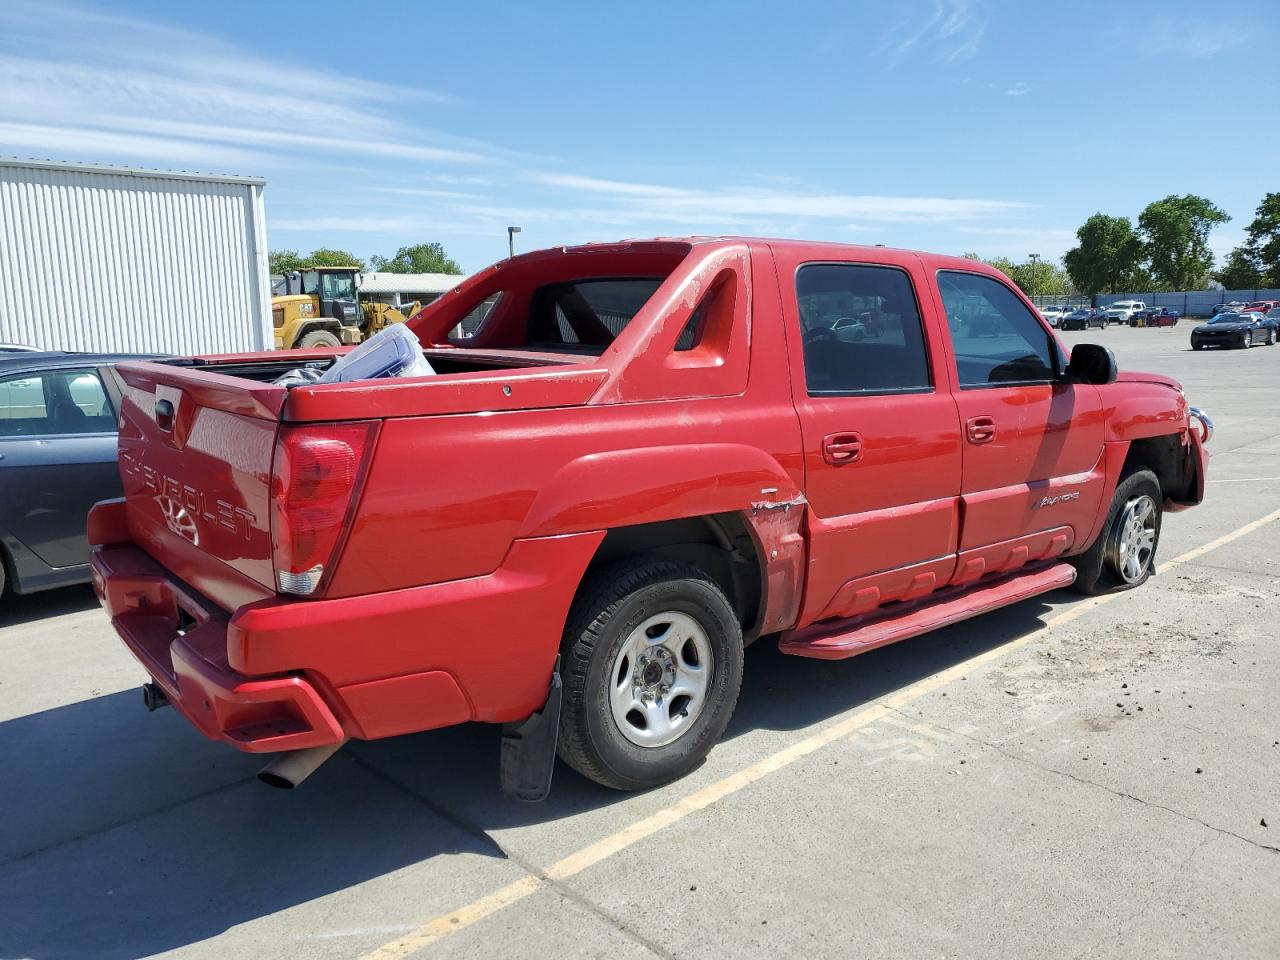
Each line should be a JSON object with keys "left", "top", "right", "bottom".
{"left": 778, "top": 562, "right": 1076, "bottom": 660}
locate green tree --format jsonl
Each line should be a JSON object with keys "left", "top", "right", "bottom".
{"left": 268, "top": 249, "right": 305, "bottom": 274}
{"left": 973, "top": 255, "right": 1068, "bottom": 297}
{"left": 369, "top": 242, "right": 463, "bottom": 274}
{"left": 305, "top": 247, "right": 366, "bottom": 269}
{"left": 1235, "top": 192, "right": 1280, "bottom": 287}
{"left": 1063, "top": 214, "right": 1145, "bottom": 296}
{"left": 1214, "top": 247, "right": 1264, "bottom": 290}
{"left": 269, "top": 248, "right": 365, "bottom": 273}
{"left": 1137, "top": 194, "right": 1229, "bottom": 290}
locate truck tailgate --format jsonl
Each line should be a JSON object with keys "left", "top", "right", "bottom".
{"left": 114, "top": 361, "right": 286, "bottom": 610}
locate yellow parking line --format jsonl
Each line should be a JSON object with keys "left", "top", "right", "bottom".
{"left": 358, "top": 506, "right": 1280, "bottom": 960}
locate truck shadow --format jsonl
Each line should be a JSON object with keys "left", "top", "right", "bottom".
{"left": 0, "top": 592, "right": 1058, "bottom": 959}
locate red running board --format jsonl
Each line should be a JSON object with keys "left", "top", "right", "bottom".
{"left": 778, "top": 562, "right": 1077, "bottom": 661}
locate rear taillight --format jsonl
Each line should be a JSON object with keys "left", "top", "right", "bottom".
{"left": 270, "top": 421, "right": 377, "bottom": 596}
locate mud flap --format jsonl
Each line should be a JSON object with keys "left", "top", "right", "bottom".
{"left": 499, "top": 657, "right": 562, "bottom": 802}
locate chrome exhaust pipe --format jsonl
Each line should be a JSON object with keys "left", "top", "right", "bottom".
{"left": 257, "top": 741, "right": 346, "bottom": 790}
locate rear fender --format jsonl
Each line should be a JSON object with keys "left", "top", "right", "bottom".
{"left": 517, "top": 444, "right": 799, "bottom": 538}
{"left": 518, "top": 444, "right": 808, "bottom": 633}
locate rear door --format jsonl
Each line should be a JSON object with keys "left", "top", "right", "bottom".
{"left": 933, "top": 269, "right": 1105, "bottom": 582}
{"left": 0, "top": 367, "right": 121, "bottom": 569}
{"left": 777, "top": 249, "right": 963, "bottom": 625}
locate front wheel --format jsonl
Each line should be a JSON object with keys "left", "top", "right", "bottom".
{"left": 298, "top": 329, "right": 342, "bottom": 348}
{"left": 558, "top": 560, "right": 744, "bottom": 791}
{"left": 1070, "top": 469, "right": 1162, "bottom": 595}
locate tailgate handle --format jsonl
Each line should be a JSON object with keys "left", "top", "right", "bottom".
{"left": 155, "top": 399, "right": 175, "bottom": 432}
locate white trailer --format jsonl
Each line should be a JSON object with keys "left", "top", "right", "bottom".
{"left": 0, "top": 157, "right": 271, "bottom": 354}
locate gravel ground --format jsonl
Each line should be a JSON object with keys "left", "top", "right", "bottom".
{"left": 1, "top": 323, "right": 1277, "bottom": 960}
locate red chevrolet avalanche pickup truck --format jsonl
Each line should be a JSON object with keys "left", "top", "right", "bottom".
{"left": 89, "top": 238, "right": 1211, "bottom": 799}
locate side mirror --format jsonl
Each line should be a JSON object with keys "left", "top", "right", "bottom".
{"left": 1065, "top": 343, "right": 1117, "bottom": 385}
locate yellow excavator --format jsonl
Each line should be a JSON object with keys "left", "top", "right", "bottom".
{"left": 272, "top": 266, "right": 422, "bottom": 349}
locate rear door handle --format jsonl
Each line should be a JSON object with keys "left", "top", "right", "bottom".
{"left": 823, "top": 432, "right": 863, "bottom": 465}
{"left": 966, "top": 416, "right": 996, "bottom": 444}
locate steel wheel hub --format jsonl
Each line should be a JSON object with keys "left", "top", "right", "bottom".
{"left": 609, "top": 611, "right": 713, "bottom": 748}
{"left": 1108, "top": 494, "right": 1157, "bottom": 584}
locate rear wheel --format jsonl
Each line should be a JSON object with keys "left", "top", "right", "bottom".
{"left": 558, "top": 560, "right": 744, "bottom": 791}
{"left": 1070, "top": 469, "right": 1162, "bottom": 595}
{"left": 298, "top": 330, "right": 342, "bottom": 348}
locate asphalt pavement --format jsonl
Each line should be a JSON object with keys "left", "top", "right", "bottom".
{"left": 1, "top": 323, "right": 1277, "bottom": 960}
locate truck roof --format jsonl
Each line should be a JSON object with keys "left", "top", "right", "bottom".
{"left": 553, "top": 236, "right": 998, "bottom": 273}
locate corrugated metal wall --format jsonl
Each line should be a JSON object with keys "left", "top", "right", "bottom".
{"left": 0, "top": 159, "right": 271, "bottom": 354}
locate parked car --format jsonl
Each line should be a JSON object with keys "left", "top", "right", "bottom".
{"left": 1060, "top": 308, "right": 1105, "bottom": 330}
{"left": 1103, "top": 300, "right": 1146, "bottom": 324}
{"left": 1190, "top": 312, "right": 1276, "bottom": 349}
{"left": 1039, "top": 305, "right": 1068, "bottom": 327}
{"left": 1132, "top": 307, "right": 1181, "bottom": 328}
{"left": 0, "top": 351, "right": 163, "bottom": 598}
{"left": 1211, "top": 301, "right": 1247, "bottom": 316}
{"left": 1245, "top": 300, "right": 1279, "bottom": 315}
{"left": 88, "top": 238, "right": 1210, "bottom": 798}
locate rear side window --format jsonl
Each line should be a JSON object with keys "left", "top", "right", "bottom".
{"left": 937, "top": 272, "right": 1058, "bottom": 387}
{"left": 450, "top": 292, "right": 503, "bottom": 339}
{"left": 0, "top": 370, "right": 115, "bottom": 437}
{"left": 795, "top": 263, "right": 932, "bottom": 395}
{"left": 527, "top": 277, "right": 665, "bottom": 351}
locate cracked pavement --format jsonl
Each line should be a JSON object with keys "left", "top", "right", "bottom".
{"left": 1, "top": 326, "right": 1277, "bottom": 959}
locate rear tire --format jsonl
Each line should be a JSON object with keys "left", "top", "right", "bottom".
{"left": 558, "top": 560, "right": 744, "bottom": 791}
{"left": 1070, "top": 469, "right": 1162, "bottom": 595}
{"left": 298, "top": 330, "right": 342, "bottom": 348}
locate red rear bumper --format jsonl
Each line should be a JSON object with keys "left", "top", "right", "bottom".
{"left": 91, "top": 542, "right": 346, "bottom": 753}
{"left": 89, "top": 499, "right": 604, "bottom": 753}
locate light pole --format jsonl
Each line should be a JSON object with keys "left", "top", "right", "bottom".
{"left": 1028, "top": 253, "right": 1041, "bottom": 302}
{"left": 507, "top": 225, "right": 522, "bottom": 258}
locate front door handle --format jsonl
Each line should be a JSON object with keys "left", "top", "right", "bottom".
{"left": 967, "top": 416, "right": 996, "bottom": 444}
{"left": 823, "top": 432, "right": 863, "bottom": 465}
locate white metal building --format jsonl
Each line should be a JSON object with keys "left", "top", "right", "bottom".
{"left": 357, "top": 272, "right": 464, "bottom": 308}
{"left": 0, "top": 157, "right": 271, "bottom": 354}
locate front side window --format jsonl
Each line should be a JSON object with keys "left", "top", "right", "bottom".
{"left": 937, "top": 271, "right": 1058, "bottom": 387}
{"left": 795, "top": 263, "right": 932, "bottom": 395}
{"left": 321, "top": 272, "right": 356, "bottom": 300}
{"left": 0, "top": 370, "right": 115, "bottom": 437}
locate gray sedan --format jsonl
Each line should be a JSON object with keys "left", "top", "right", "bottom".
{"left": 0, "top": 351, "right": 160, "bottom": 598}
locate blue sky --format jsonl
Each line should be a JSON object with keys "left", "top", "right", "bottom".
{"left": 1, "top": 0, "right": 1275, "bottom": 273}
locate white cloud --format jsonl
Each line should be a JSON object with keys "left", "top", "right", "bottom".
{"left": 524, "top": 177, "right": 1031, "bottom": 224}
{"left": 883, "top": 0, "right": 988, "bottom": 64}
{"left": 0, "top": 1, "right": 489, "bottom": 172}
{"left": 1005, "top": 82, "right": 1030, "bottom": 96}
{"left": 0, "top": 121, "right": 266, "bottom": 168}
{"left": 1143, "top": 19, "right": 1244, "bottom": 59}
